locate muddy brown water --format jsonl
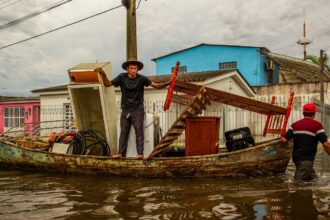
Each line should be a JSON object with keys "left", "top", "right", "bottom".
{"left": 1, "top": 150, "right": 330, "bottom": 219}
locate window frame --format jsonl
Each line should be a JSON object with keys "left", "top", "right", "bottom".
{"left": 219, "top": 61, "right": 237, "bottom": 70}
{"left": 63, "top": 103, "right": 74, "bottom": 130}
{"left": 171, "top": 66, "right": 187, "bottom": 74}
{"left": 3, "top": 106, "right": 25, "bottom": 128}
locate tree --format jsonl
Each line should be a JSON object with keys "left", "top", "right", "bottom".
{"left": 306, "top": 53, "right": 330, "bottom": 71}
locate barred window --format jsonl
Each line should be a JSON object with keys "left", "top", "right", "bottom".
{"left": 63, "top": 103, "right": 74, "bottom": 129}
{"left": 219, "top": 62, "right": 237, "bottom": 70}
{"left": 171, "top": 66, "right": 187, "bottom": 74}
{"left": 4, "top": 107, "right": 24, "bottom": 127}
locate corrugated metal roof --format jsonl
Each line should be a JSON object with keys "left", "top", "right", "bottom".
{"left": 31, "top": 85, "right": 68, "bottom": 93}
{"left": 265, "top": 52, "right": 330, "bottom": 83}
{"left": 0, "top": 96, "right": 39, "bottom": 103}
{"left": 151, "top": 43, "right": 270, "bottom": 61}
{"left": 148, "top": 69, "right": 235, "bottom": 83}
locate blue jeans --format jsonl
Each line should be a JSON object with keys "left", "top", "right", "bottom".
{"left": 118, "top": 108, "right": 145, "bottom": 157}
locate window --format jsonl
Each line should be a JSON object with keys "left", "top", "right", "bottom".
{"left": 267, "top": 71, "right": 273, "bottom": 84}
{"left": 4, "top": 107, "right": 24, "bottom": 127}
{"left": 219, "top": 62, "right": 237, "bottom": 70}
{"left": 63, "top": 103, "right": 74, "bottom": 129}
{"left": 171, "top": 66, "right": 187, "bottom": 74}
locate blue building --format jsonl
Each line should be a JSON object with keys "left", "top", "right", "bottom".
{"left": 152, "top": 43, "right": 280, "bottom": 86}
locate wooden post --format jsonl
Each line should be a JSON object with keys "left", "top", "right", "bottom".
{"left": 126, "top": 0, "right": 137, "bottom": 60}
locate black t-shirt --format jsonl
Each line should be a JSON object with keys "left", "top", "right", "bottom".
{"left": 111, "top": 73, "right": 152, "bottom": 110}
{"left": 284, "top": 118, "right": 328, "bottom": 162}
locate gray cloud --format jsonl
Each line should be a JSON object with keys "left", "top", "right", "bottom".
{"left": 0, "top": 0, "right": 329, "bottom": 96}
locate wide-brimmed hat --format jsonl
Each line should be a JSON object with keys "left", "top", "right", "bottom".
{"left": 122, "top": 58, "right": 144, "bottom": 70}
{"left": 303, "top": 103, "right": 317, "bottom": 113}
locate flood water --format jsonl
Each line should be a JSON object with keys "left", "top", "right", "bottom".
{"left": 1, "top": 151, "right": 330, "bottom": 219}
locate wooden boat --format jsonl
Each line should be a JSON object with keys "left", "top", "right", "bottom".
{"left": 0, "top": 138, "right": 291, "bottom": 178}
{"left": 0, "top": 63, "right": 295, "bottom": 178}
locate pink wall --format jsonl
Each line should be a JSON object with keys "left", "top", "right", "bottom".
{"left": 0, "top": 101, "right": 40, "bottom": 134}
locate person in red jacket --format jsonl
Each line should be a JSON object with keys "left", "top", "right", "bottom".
{"left": 282, "top": 103, "right": 330, "bottom": 182}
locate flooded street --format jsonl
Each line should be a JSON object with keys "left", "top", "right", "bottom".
{"left": 1, "top": 150, "right": 330, "bottom": 220}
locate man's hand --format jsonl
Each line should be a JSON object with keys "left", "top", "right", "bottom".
{"left": 281, "top": 136, "right": 288, "bottom": 143}
{"left": 99, "top": 70, "right": 112, "bottom": 87}
{"left": 323, "top": 140, "right": 330, "bottom": 155}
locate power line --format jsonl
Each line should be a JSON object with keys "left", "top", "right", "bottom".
{"left": 0, "top": 0, "right": 21, "bottom": 11}
{"left": 0, "top": 4, "right": 123, "bottom": 51}
{"left": 0, "top": 0, "right": 14, "bottom": 6}
{"left": 136, "top": 0, "right": 142, "bottom": 9}
{"left": 0, "top": 0, "right": 72, "bottom": 30}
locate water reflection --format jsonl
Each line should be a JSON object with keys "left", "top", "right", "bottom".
{"left": 0, "top": 150, "right": 330, "bottom": 219}
{"left": 0, "top": 171, "right": 78, "bottom": 219}
{"left": 291, "top": 189, "right": 318, "bottom": 220}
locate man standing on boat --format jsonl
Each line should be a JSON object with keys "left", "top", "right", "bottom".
{"left": 101, "top": 58, "right": 171, "bottom": 159}
{"left": 281, "top": 103, "right": 330, "bottom": 182}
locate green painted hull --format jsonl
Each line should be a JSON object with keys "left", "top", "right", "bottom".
{"left": 0, "top": 139, "right": 291, "bottom": 178}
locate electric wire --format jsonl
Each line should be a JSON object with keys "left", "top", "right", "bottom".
{"left": 55, "top": 130, "right": 111, "bottom": 156}
{"left": 0, "top": 0, "right": 14, "bottom": 6}
{"left": 79, "top": 130, "right": 111, "bottom": 156}
{"left": 136, "top": 0, "right": 142, "bottom": 9}
{"left": 0, "top": 4, "right": 123, "bottom": 51}
{"left": 0, "top": 0, "right": 21, "bottom": 11}
{"left": 59, "top": 132, "right": 86, "bottom": 155}
{"left": 0, "top": 0, "right": 72, "bottom": 31}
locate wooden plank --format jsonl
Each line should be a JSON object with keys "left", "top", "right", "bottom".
{"left": 266, "top": 129, "right": 282, "bottom": 134}
{"left": 174, "top": 81, "right": 287, "bottom": 115}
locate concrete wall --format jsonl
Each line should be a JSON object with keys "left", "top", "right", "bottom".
{"left": 253, "top": 82, "right": 330, "bottom": 135}
{"left": 40, "top": 94, "right": 71, "bottom": 122}
{"left": 253, "top": 82, "right": 330, "bottom": 102}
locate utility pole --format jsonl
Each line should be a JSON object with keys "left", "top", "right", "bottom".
{"left": 123, "top": 0, "right": 137, "bottom": 60}
{"left": 320, "top": 49, "right": 325, "bottom": 124}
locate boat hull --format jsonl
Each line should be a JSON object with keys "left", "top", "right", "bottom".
{"left": 0, "top": 139, "right": 291, "bottom": 178}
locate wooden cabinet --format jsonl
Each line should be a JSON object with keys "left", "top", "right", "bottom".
{"left": 185, "top": 117, "right": 220, "bottom": 156}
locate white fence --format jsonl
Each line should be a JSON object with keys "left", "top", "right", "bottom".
{"left": 37, "top": 94, "right": 330, "bottom": 144}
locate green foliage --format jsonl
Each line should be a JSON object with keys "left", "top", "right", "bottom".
{"left": 306, "top": 53, "right": 330, "bottom": 71}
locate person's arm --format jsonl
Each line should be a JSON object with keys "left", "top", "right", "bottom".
{"left": 281, "top": 136, "right": 288, "bottom": 142}
{"left": 316, "top": 126, "right": 330, "bottom": 155}
{"left": 99, "top": 71, "right": 112, "bottom": 87}
{"left": 281, "top": 127, "right": 293, "bottom": 143}
{"left": 322, "top": 141, "right": 330, "bottom": 155}
{"left": 150, "top": 80, "right": 171, "bottom": 89}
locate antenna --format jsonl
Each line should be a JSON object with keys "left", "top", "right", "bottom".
{"left": 297, "top": 9, "right": 312, "bottom": 60}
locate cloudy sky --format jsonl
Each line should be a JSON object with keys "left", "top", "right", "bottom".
{"left": 0, "top": 0, "right": 329, "bottom": 96}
